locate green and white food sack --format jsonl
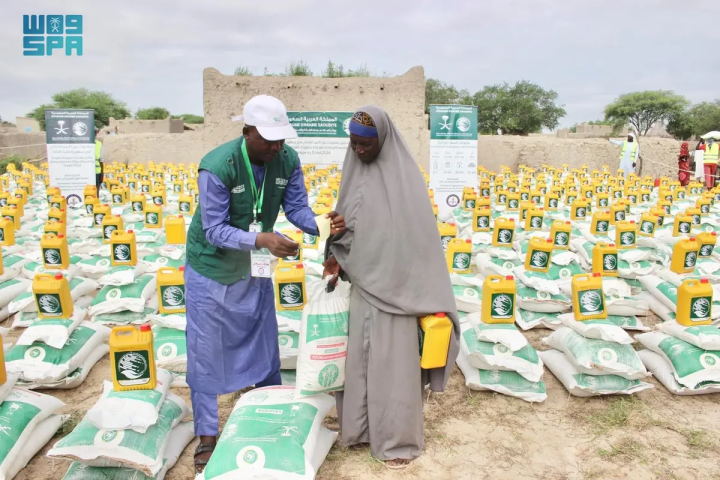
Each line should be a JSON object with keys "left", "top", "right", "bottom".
{"left": 460, "top": 322, "right": 543, "bottom": 382}
{"left": 453, "top": 284, "right": 482, "bottom": 313}
{"left": 86, "top": 369, "right": 174, "bottom": 433}
{"left": 48, "top": 393, "right": 190, "bottom": 477}
{"left": 17, "top": 343, "right": 108, "bottom": 390}
{"left": 141, "top": 254, "right": 185, "bottom": 274}
{"left": 13, "top": 295, "right": 92, "bottom": 329}
{"left": 638, "top": 349, "right": 720, "bottom": 395}
{"left": 0, "top": 388, "right": 65, "bottom": 480}
{"left": 62, "top": 421, "right": 194, "bottom": 480}
{"left": 515, "top": 308, "right": 563, "bottom": 330}
{"left": 540, "top": 349, "right": 652, "bottom": 397}
{"left": 557, "top": 313, "right": 635, "bottom": 344}
{"left": 6, "top": 322, "right": 111, "bottom": 384}
{"left": 147, "top": 311, "right": 186, "bottom": 331}
{"left": 9, "top": 276, "right": 97, "bottom": 314}
{"left": 279, "top": 331, "right": 299, "bottom": 370}
{"left": 154, "top": 327, "right": 187, "bottom": 373}
{"left": 543, "top": 327, "right": 649, "bottom": 380}
{"left": 0, "top": 279, "right": 32, "bottom": 308}
{"left": 465, "top": 313, "right": 528, "bottom": 351}
{"left": 449, "top": 272, "right": 484, "bottom": 287}
{"left": 295, "top": 279, "right": 350, "bottom": 398}
{"left": 1, "top": 255, "right": 27, "bottom": 282}
{"left": 89, "top": 275, "right": 157, "bottom": 316}
{"left": 20, "top": 260, "right": 80, "bottom": 282}
{"left": 15, "top": 306, "right": 87, "bottom": 349}
{"left": 636, "top": 331, "right": 720, "bottom": 389}
{"left": 513, "top": 262, "right": 583, "bottom": 295}
{"left": 456, "top": 349, "right": 546, "bottom": 403}
{"left": 98, "top": 263, "right": 148, "bottom": 287}
{"left": 202, "top": 386, "right": 337, "bottom": 480}
{"left": 475, "top": 253, "right": 518, "bottom": 278}
{"left": 516, "top": 285, "right": 571, "bottom": 313}
{"left": 640, "top": 275, "right": 720, "bottom": 319}
{"left": 92, "top": 296, "right": 158, "bottom": 327}
{"left": 5, "top": 413, "right": 67, "bottom": 480}
{"left": 77, "top": 257, "right": 114, "bottom": 278}
{"left": 657, "top": 322, "right": 720, "bottom": 350}
{"left": 0, "top": 371, "right": 19, "bottom": 405}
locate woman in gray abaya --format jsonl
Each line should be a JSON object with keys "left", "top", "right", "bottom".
{"left": 323, "top": 106, "right": 460, "bottom": 469}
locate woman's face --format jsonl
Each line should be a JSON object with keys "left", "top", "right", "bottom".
{"left": 350, "top": 133, "right": 380, "bottom": 164}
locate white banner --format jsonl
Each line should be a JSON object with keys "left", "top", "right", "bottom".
{"left": 46, "top": 144, "right": 95, "bottom": 207}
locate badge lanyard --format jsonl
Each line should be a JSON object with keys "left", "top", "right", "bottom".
{"left": 241, "top": 141, "right": 267, "bottom": 226}
{"left": 242, "top": 141, "right": 272, "bottom": 278}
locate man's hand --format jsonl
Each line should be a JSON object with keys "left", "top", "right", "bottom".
{"left": 322, "top": 256, "right": 341, "bottom": 285}
{"left": 256, "top": 232, "right": 299, "bottom": 258}
{"left": 327, "top": 212, "right": 346, "bottom": 235}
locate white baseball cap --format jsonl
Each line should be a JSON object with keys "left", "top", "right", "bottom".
{"left": 231, "top": 95, "right": 297, "bottom": 141}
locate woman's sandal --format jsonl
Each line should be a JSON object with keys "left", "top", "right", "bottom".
{"left": 194, "top": 442, "right": 216, "bottom": 474}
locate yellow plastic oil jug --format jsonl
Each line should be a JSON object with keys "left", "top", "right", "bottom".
{"left": 550, "top": 220, "right": 572, "bottom": 249}
{"left": 609, "top": 204, "right": 625, "bottom": 225}
{"left": 506, "top": 193, "right": 520, "bottom": 211}
{"left": 84, "top": 196, "right": 98, "bottom": 216}
{"left": 18, "top": 181, "right": 32, "bottom": 196}
{"left": 446, "top": 238, "right": 473, "bottom": 274}
{"left": 274, "top": 264, "right": 307, "bottom": 311}
{"left": 596, "top": 193, "right": 609, "bottom": 208}
{"left": 48, "top": 207, "right": 67, "bottom": 224}
{"left": 530, "top": 190, "right": 543, "bottom": 205}
{"left": 479, "top": 182, "right": 491, "bottom": 197}
{"left": 102, "top": 215, "right": 124, "bottom": 244}
{"left": 581, "top": 185, "right": 594, "bottom": 200}
{"left": 109, "top": 324, "right": 157, "bottom": 391}
{"left": 496, "top": 190, "right": 508, "bottom": 206}
{"left": 525, "top": 207, "right": 544, "bottom": 231}
{"left": 0, "top": 217, "right": 14, "bottom": 247}
{"left": 1, "top": 206, "right": 20, "bottom": 230}
{"left": 464, "top": 191, "right": 477, "bottom": 211}
{"left": 157, "top": 267, "right": 186, "bottom": 314}
{"left": 670, "top": 237, "right": 700, "bottom": 274}
{"left": 638, "top": 212, "right": 658, "bottom": 237}
{"left": 650, "top": 206, "right": 667, "bottom": 228}
{"left": 44, "top": 219, "right": 66, "bottom": 237}
{"left": 676, "top": 279, "right": 714, "bottom": 326}
{"left": 572, "top": 273, "right": 607, "bottom": 320}
{"left": 697, "top": 232, "right": 717, "bottom": 258}
{"left": 279, "top": 230, "right": 303, "bottom": 265}
{"left": 674, "top": 187, "right": 686, "bottom": 201}
{"left": 0, "top": 192, "right": 9, "bottom": 208}
{"left": 658, "top": 200, "right": 672, "bottom": 216}
{"left": 111, "top": 186, "right": 125, "bottom": 206}
{"left": 172, "top": 181, "right": 183, "bottom": 194}
{"left": 686, "top": 208, "right": 702, "bottom": 228}
{"left": 130, "top": 194, "right": 146, "bottom": 215}
{"left": 544, "top": 193, "right": 559, "bottom": 211}
{"left": 625, "top": 189, "right": 639, "bottom": 206}
{"left": 418, "top": 313, "right": 453, "bottom": 369}
{"left": 33, "top": 272, "right": 73, "bottom": 319}
{"left": 493, "top": 218, "right": 516, "bottom": 247}
{"left": 140, "top": 180, "right": 151, "bottom": 194}
{"left": 432, "top": 204, "right": 439, "bottom": 220}
{"left": 525, "top": 237, "right": 554, "bottom": 273}
{"left": 519, "top": 201, "right": 533, "bottom": 222}
{"left": 571, "top": 199, "right": 590, "bottom": 221}
{"left": 41, "top": 233, "right": 69, "bottom": 269}
{"left": 145, "top": 204, "right": 163, "bottom": 229}
{"left": 591, "top": 211, "right": 611, "bottom": 235}
{"left": 592, "top": 242, "right": 618, "bottom": 277}
{"left": 178, "top": 194, "right": 195, "bottom": 215}
{"left": 7, "top": 198, "right": 23, "bottom": 219}
{"left": 110, "top": 230, "right": 137, "bottom": 267}
{"left": 689, "top": 182, "right": 704, "bottom": 196}
{"left": 49, "top": 195, "right": 66, "bottom": 211}
{"left": 93, "top": 203, "right": 111, "bottom": 229}
{"left": 615, "top": 220, "right": 637, "bottom": 249}
{"left": 481, "top": 275, "right": 516, "bottom": 324}
{"left": 673, "top": 213, "right": 693, "bottom": 237}
{"left": 13, "top": 189, "right": 27, "bottom": 206}
{"left": 152, "top": 186, "right": 166, "bottom": 207}
{"left": 438, "top": 222, "right": 457, "bottom": 251}
{"left": 165, "top": 215, "right": 186, "bottom": 245}
{"left": 639, "top": 188, "right": 652, "bottom": 203}
{"left": 566, "top": 191, "right": 578, "bottom": 206}
{"left": 84, "top": 185, "right": 97, "bottom": 201}
{"left": 472, "top": 206, "right": 492, "bottom": 232}
{"left": 46, "top": 187, "right": 60, "bottom": 203}
{"left": 302, "top": 229, "right": 319, "bottom": 250}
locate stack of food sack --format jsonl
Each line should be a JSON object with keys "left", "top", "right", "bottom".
{"left": 88, "top": 275, "right": 158, "bottom": 325}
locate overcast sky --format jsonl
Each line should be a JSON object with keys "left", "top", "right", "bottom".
{"left": 2, "top": 0, "right": 718, "bottom": 129}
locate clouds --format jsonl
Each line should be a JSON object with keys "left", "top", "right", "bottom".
{"left": 2, "top": 0, "right": 719, "bottom": 127}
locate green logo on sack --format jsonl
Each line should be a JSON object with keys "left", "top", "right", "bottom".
{"left": 453, "top": 253, "right": 471, "bottom": 271}
{"left": 114, "top": 350, "right": 150, "bottom": 385}
{"left": 280, "top": 282, "right": 304, "bottom": 307}
{"left": 101, "top": 430, "right": 118, "bottom": 443}
{"left": 640, "top": 221, "right": 655, "bottom": 234}
{"left": 476, "top": 216, "right": 490, "bottom": 229}
{"left": 113, "top": 244, "right": 132, "bottom": 263}
{"left": 43, "top": 248, "right": 61, "bottom": 265}
{"left": 575, "top": 207, "right": 586, "bottom": 218}
{"left": 36, "top": 293, "right": 62, "bottom": 316}
{"left": 530, "top": 216, "right": 542, "bottom": 229}
{"left": 700, "top": 244, "right": 714, "bottom": 257}
{"left": 132, "top": 201, "right": 143, "bottom": 212}
{"left": 146, "top": 212, "right": 158, "bottom": 225}
{"left": 94, "top": 213, "right": 105, "bottom": 226}
{"left": 318, "top": 364, "right": 339, "bottom": 387}
{"left": 603, "top": 253, "right": 617, "bottom": 272}
{"left": 497, "top": 229, "right": 513, "bottom": 245}
{"left": 161, "top": 344, "right": 173, "bottom": 357}
{"left": 615, "top": 211, "right": 625, "bottom": 222}
{"left": 491, "top": 293, "right": 514, "bottom": 319}
{"left": 104, "top": 225, "right": 117, "bottom": 240}
{"left": 243, "top": 450, "right": 259, "bottom": 464}
{"left": 179, "top": 202, "right": 190, "bottom": 212}
{"left": 161, "top": 285, "right": 185, "bottom": 309}
{"left": 679, "top": 222, "right": 691, "bottom": 234}
{"left": 554, "top": 232, "right": 568, "bottom": 246}
{"left": 684, "top": 251, "right": 697, "bottom": 269}
{"left": 530, "top": 250, "right": 549, "bottom": 269}
{"left": 620, "top": 231, "right": 635, "bottom": 246}
{"left": 596, "top": 221, "right": 609, "bottom": 233}
{"left": 112, "top": 194, "right": 122, "bottom": 203}
{"left": 690, "top": 296, "right": 712, "bottom": 321}
{"left": 578, "top": 289, "right": 604, "bottom": 315}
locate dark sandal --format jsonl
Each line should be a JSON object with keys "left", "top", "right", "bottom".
{"left": 194, "top": 442, "right": 216, "bottom": 472}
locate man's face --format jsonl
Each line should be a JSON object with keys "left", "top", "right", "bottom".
{"left": 350, "top": 133, "right": 380, "bottom": 164}
{"left": 627, "top": 135, "right": 633, "bottom": 142}
{"left": 244, "top": 127, "right": 284, "bottom": 163}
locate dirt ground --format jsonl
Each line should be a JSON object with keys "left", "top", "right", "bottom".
{"left": 9, "top": 311, "right": 720, "bottom": 480}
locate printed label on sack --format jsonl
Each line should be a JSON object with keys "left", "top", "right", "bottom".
{"left": 160, "top": 284, "right": 185, "bottom": 310}
{"left": 578, "top": 289, "right": 605, "bottom": 316}
{"left": 113, "top": 243, "right": 132, "bottom": 264}
{"left": 43, "top": 248, "right": 62, "bottom": 266}
{"left": 690, "top": 296, "right": 712, "bottom": 322}
{"left": 279, "top": 282, "right": 304, "bottom": 308}
{"left": 114, "top": 350, "right": 151, "bottom": 386}
{"left": 35, "top": 293, "right": 63, "bottom": 317}
{"left": 602, "top": 253, "right": 618, "bottom": 273}
{"left": 490, "top": 293, "right": 514, "bottom": 319}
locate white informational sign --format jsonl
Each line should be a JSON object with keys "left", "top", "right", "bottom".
{"left": 45, "top": 109, "right": 96, "bottom": 208}
{"left": 285, "top": 112, "right": 352, "bottom": 168}
{"left": 429, "top": 105, "right": 479, "bottom": 216}
{"left": 694, "top": 150, "right": 705, "bottom": 179}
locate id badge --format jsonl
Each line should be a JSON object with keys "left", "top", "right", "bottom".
{"left": 250, "top": 222, "right": 271, "bottom": 278}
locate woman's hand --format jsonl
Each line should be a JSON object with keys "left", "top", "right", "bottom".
{"left": 322, "top": 256, "right": 341, "bottom": 285}
{"left": 326, "top": 212, "right": 346, "bottom": 235}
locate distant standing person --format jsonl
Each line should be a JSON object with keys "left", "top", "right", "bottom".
{"left": 609, "top": 132, "right": 639, "bottom": 175}
{"left": 703, "top": 138, "right": 719, "bottom": 189}
{"left": 94, "top": 128, "right": 104, "bottom": 189}
{"left": 678, "top": 142, "right": 691, "bottom": 186}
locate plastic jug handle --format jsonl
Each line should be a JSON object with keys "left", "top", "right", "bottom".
{"left": 157, "top": 268, "right": 176, "bottom": 275}
{"left": 111, "top": 325, "right": 136, "bottom": 337}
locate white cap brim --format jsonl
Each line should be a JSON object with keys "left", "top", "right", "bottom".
{"left": 256, "top": 124, "right": 298, "bottom": 141}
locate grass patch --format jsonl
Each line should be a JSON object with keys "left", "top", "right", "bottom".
{"left": 596, "top": 437, "right": 646, "bottom": 462}
{"left": 586, "top": 396, "right": 643, "bottom": 435}
{"left": 59, "top": 410, "right": 83, "bottom": 436}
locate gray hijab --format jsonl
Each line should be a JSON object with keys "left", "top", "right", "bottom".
{"left": 327, "top": 105, "right": 459, "bottom": 392}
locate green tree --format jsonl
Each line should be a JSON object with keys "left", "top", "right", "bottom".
{"left": 321, "top": 60, "right": 371, "bottom": 78}
{"left": 425, "top": 79, "right": 469, "bottom": 114}
{"left": 471, "top": 81, "right": 566, "bottom": 135}
{"left": 234, "top": 65, "right": 252, "bottom": 76}
{"left": 667, "top": 101, "right": 720, "bottom": 140}
{"left": 135, "top": 107, "right": 170, "bottom": 120}
{"left": 27, "top": 88, "right": 131, "bottom": 130}
{"left": 172, "top": 114, "right": 204, "bottom": 124}
{"left": 284, "top": 61, "right": 312, "bottom": 76}
{"left": 604, "top": 90, "right": 689, "bottom": 136}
